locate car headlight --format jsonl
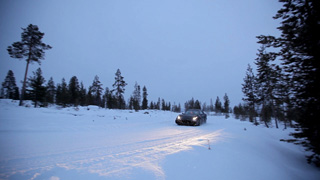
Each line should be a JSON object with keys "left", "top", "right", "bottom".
{"left": 177, "top": 115, "right": 181, "bottom": 120}
{"left": 192, "top": 116, "right": 198, "bottom": 121}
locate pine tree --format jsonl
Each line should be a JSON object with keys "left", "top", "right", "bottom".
{"left": 7, "top": 24, "right": 52, "bottom": 106}
{"left": 1, "top": 70, "right": 19, "bottom": 100}
{"left": 27, "top": 68, "right": 46, "bottom": 107}
{"left": 45, "top": 77, "right": 55, "bottom": 104}
{"left": 142, "top": 86, "right": 148, "bottom": 110}
{"left": 112, "top": 69, "right": 127, "bottom": 109}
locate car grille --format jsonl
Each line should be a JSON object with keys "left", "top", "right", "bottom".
{"left": 181, "top": 117, "right": 193, "bottom": 121}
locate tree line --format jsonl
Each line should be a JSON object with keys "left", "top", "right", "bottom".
{"left": 0, "top": 68, "right": 148, "bottom": 110}
{"left": 234, "top": 0, "right": 320, "bottom": 166}
{"left": 184, "top": 95, "right": 230, "bottom": 114}
{"left": 1, "top": 68, "right": 232, "bottom": 114}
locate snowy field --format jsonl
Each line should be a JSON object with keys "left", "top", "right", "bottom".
{"left": 0, "top": 99, "right": 319, "bottom": 180}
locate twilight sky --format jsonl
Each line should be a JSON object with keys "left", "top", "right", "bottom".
{"left": 0, "top": 0, "right": 282, "bottom": 107}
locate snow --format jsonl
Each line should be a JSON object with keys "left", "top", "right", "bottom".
{"left": 0, "top": 99, "right": 319, "bottom": 180}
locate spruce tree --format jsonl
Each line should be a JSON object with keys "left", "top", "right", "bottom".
{"left": 142, "top": 86, "right": 148, "bottom": 110}
{"left": 27, "top": 68, "right": 46, "bottom": 107}
{"left": 273, "top": 0, "right": 320, "bottom": 165}
{"left": 209, "top": 98, "right": 214, "bottom": 112}
{"left": 172, "top": 103, "right": 179, "bottom": 112}
{"left": 55, "top": 84, "right": 62, "bottom": 105}
{"left": 56, "top": 78, "right": 69, "bottom": 107}
{"left": 7, "top": 24, "right": 52, "bottom": 106}
{"left": 1, "top": 70, "right": 19, "bottom": 100}
{"left": 104, "top": 87, "right": 116, "bottom": 109}
{"left": 132, "top": 82, "right": 141, "bottom": 111}
{"left": 194, "top": 100, "right": 201, "bottom": 110}
{"left": 184, "top": 98, "right": 195, "bottom": 110}
{"left": 177, "top": 103, "right": 181, "bottom": 112}
{"left": 242, "top": 64, "right": 258, "bottom": 123}
{"left": 161, "top": 99, "right": 166, "bottom": 110}
{"left": 223, "top": 93, "right": 230, "bottom": 113}
{"left": 254, "top": 43, "right": 280, "bottom": 128}
{"left": 233, "top": 103, "right": 243, "bottom": 119}
{"left": 88, "top": 75, "right": 103, "bottom": 106}
{"left": 156, "top": 98, "right": 161, "bottom": 110}
{"left": 68, "top": 76, "right": 80, "bottom": 106}
{"left": 128, "top": 96, "right": 134, "bottom": 110}
{"left": 149, "top": 101, "right": 154, "bottom": 109}
{"left": 244, "top": 0, "right": 320, "bottom": 165}
{"left": 45, "top": 77, "right": 55, "bottom": 104}
{"left": 112, "top": 69, "right": 127, "bottom": 109}
{"left": 214, "top": 96, "right": 222, "bottom": 113}
{"left": 184, "top": 98, "right": 201, "bottom": 110}
{"left": 79, "top": 82, "right": 87, "bottom": 106}
{"left": 167, "top": 102, "right": 171, "bottom": 111}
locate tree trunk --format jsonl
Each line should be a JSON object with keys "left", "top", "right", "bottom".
{"left": 19, "top": 60, "right": 30, "bottom": 106}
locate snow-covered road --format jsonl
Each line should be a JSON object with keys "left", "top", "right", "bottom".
{"left": 0, "top": 99, "right": 319, "bottom": 180}
{"left": 2, "top": 127, "right": 223, "bottom": 179}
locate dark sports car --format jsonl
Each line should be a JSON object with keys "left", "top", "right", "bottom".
{"left": 175, "top": 109, "right": 207, "bottom": 126}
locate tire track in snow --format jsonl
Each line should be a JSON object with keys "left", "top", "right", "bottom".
{"left": 0, "top": 128, "right": 224, "bottom": 179}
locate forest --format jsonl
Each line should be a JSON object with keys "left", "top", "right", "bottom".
{"left": 233, "top": 0, "right": 320, "bottom": 166}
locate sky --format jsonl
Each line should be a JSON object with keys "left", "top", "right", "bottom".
{"left": 0, "top": 0, "right": 282, "bottom": 107}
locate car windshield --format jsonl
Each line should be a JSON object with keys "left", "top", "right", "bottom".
{"left": 185, "top": 110, "right": 200, "bottom": 115}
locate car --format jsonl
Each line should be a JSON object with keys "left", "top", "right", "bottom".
{"left": 175, "top": 109, "right": 207, "bottom": 126}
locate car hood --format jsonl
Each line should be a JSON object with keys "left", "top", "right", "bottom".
{"left": 178, "top": 114, "right": 198, "bottom": 120}
{"left": 180, "top": 114, "right": 197, "bottom": 117}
